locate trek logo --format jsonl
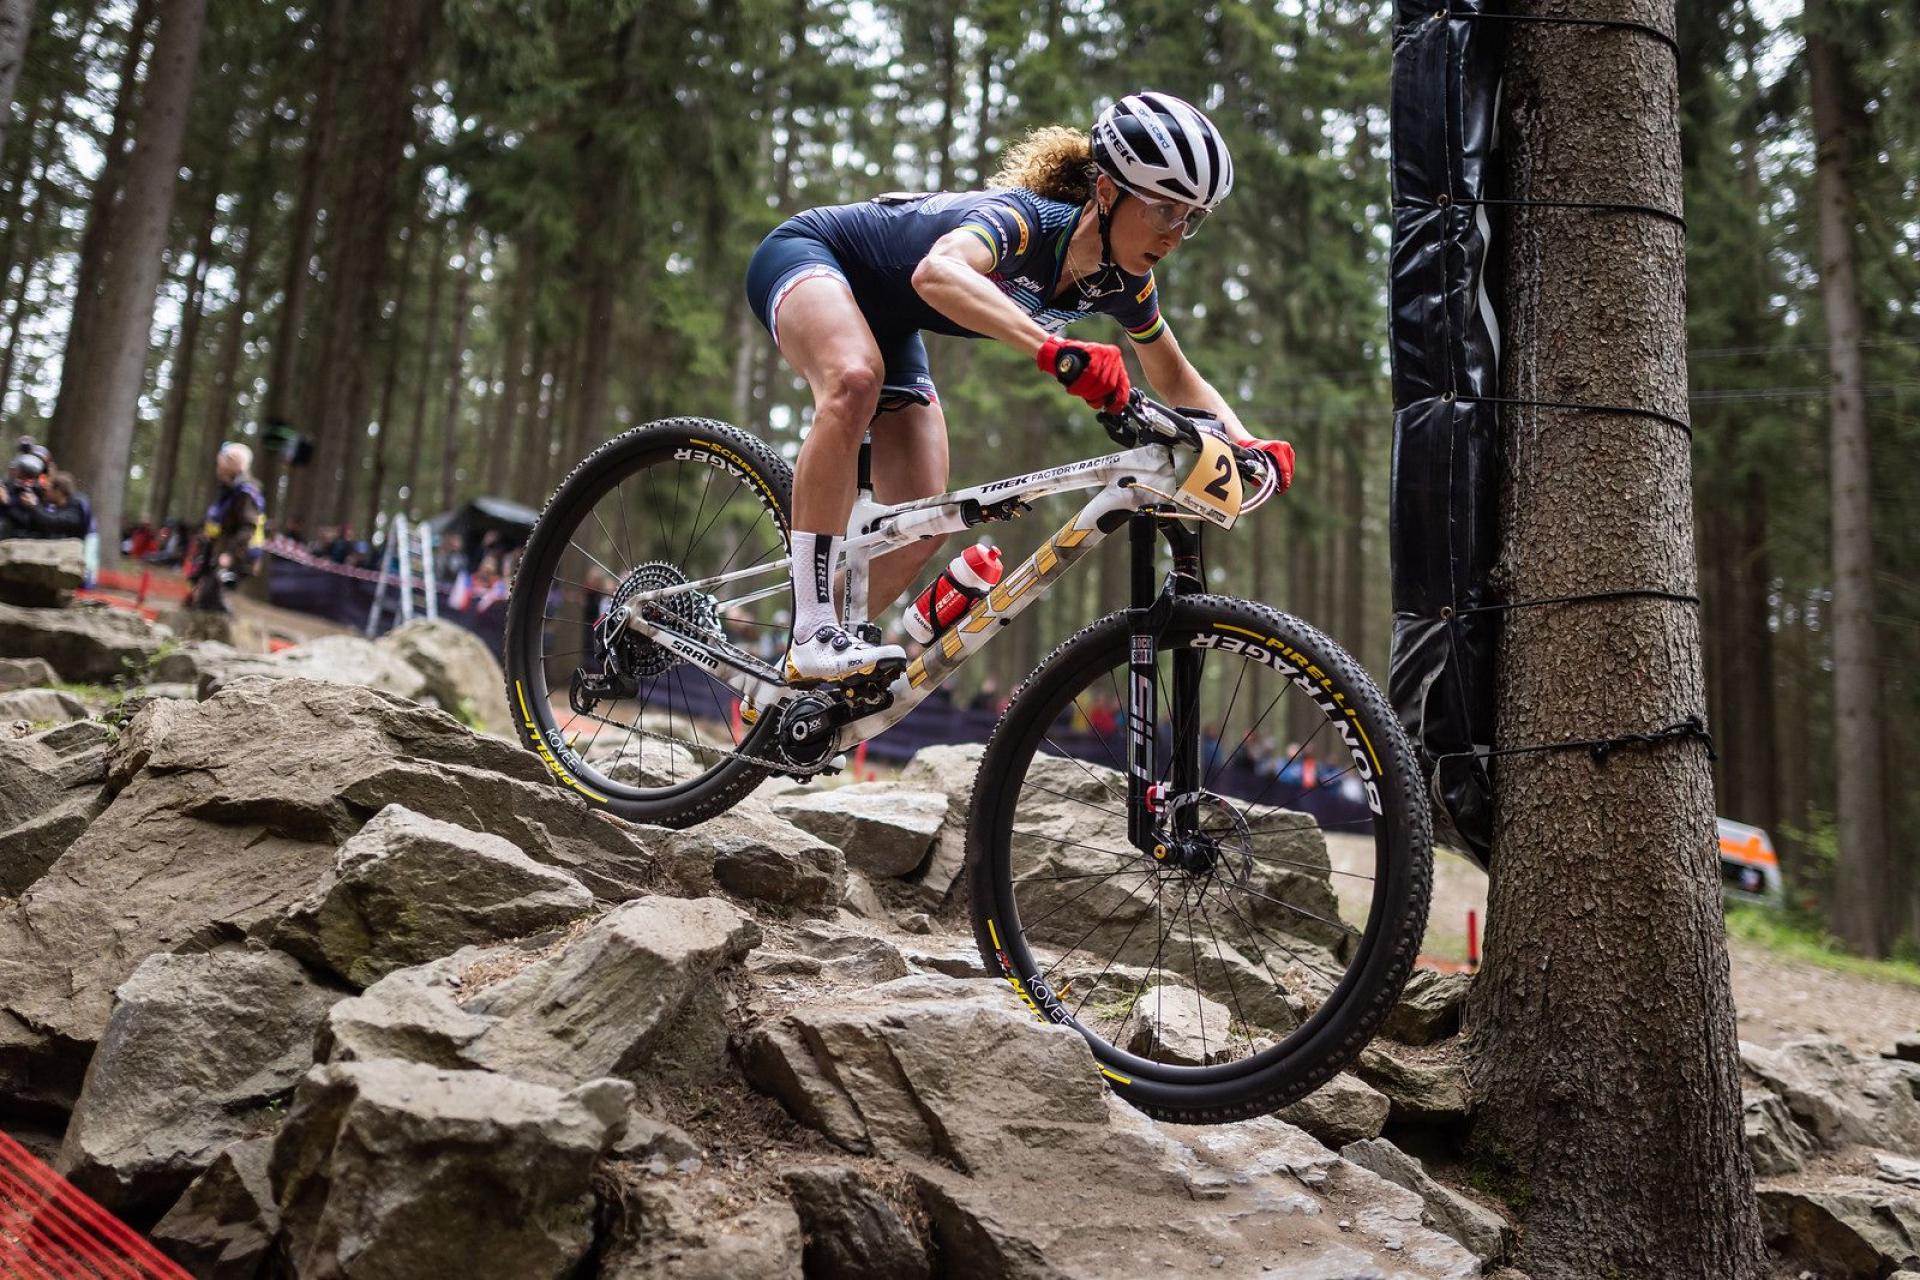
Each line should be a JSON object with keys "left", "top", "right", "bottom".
{"left": 811, "top": 535, "right": 834, "bottom": 606}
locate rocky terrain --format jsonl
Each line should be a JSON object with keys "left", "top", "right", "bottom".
{"left": 0, "top": 545, "right": 1915, "bottom": 1278}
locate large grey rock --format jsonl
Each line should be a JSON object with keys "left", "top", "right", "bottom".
{"left": 1745, "top": 1087, "right": 1819, "bottom": 1176}
{"left": 1355, "top": 1045, "right": 1473, "bottom": 1126}
{"left": 200, "top": 634, "right": 431, "bottom": 702}
{"left": 0, "top": 600, "right": 171, "bottom": 681}
{"left": 1743, "top": 1037, "right": 1920, "bottom": 1155}
{"left": 1381, "top": 967, "right": 1472, "bottom": 1046}
{"left": 322, "top": 897, "right": 759, "bottom": 1090}
{"left": 57, "top": 950, "right": 341, "bottom": 1220}
{"left": 1891, "top": 1035, "right": 1920, "bottom": 1064}
{"left": 1760, "top": 1183, "right": 1920, "bottom": 1278}
{"left": 782, "top": 1164, "right": 930, "bottom": 1280}
{"left": 0, "top": 538, "right": 84, "bottom": 607}
{"left": 896, "top": 743, "right": 985, "bottom": 905}
{"left": 150, "top": 1137, "right": 279, "bottom": 1280}
{"left": 271, "top": 804, "right": 593, "bottom": 987}
{"left": 0, "top": 655, "right": 59, "bottom": 689}
{"left": 1277, "top": 1072, "right": 1392, "bottom": 1148}
{"left": 1124, "top": 983, "right": 1238, "bottom": 1066}
{"left": 1342, "top": 1137, "right": 1512, "bottom": 1263}
{"left": 271, "top": 1060, "right": 631, "bottom": 1280}
{"left": 0, "top": 719, "right": 112, "bottom": 893}
{"left": 461, "top": 895, "right": 760, "bottom": 1087}
{"left": 0, "top": 686, "right": 86, "bottom": 724}
{"left": 769, "top": 782, "right": 946, "bottom": 877}
{"left": 991, "top": 753, "right": 1346, "bottom": 976}
{"left": 146, "top": 638, "right": 247, "bottom": 689}
{"left": 0, "top": 678, "right": 677, "bottom": 1114}
{"left": 599, "top": 1180, "right": 804, "bottom": 1280}
{"left": 674, "top": 806, "right": 845, "bottom": 910}
{"left": 375, "top": 619, "right": 506, "bottom": 727}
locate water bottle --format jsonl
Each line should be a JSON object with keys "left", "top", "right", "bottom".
{"left": 904, "top": 543, "right": 1004, "bottom": 644}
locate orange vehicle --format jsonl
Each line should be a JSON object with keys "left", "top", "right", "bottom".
{"left": 1717, "top": 817, "right": 1781, "bottom": 901}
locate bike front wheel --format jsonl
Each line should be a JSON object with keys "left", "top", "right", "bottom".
{"left": 968, "top": 594, "right": 1431, "bottom": 1124}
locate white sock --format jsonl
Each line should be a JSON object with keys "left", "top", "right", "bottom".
{"left": 789, "top": 531, "right": 838, "bottom": 642}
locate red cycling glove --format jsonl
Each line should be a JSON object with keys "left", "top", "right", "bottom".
{"left": 1251, "top": 438, "right": 1295, "bottom": 495}
{"left": 1036, "top": 337, "right": 1132, "bottom": 412}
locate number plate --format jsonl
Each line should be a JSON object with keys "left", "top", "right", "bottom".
{"left": 1173, "top": 430, "right": 1243, "bottom": 529}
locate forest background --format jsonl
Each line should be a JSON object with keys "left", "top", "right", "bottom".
{"left": 0, "top": 0, "right": 1914, "bottom": 953}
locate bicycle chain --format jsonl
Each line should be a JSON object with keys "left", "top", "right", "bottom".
{"left": 568, "top": 708, "right": 805, "bottom": 776}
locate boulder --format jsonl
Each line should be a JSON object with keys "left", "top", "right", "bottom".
{"left": 896, "top": 743, "right": 985, "bottom": 905}
{"left": 842, "top": 868, "right": 885, "bottom": 919}
{"left": 201, "top": 634, "right": 431, "bottom": 702}
{"left": 1745, "top": 1087, "right": 1819, "bottom": 1176}
{"left": 0, "top": 656, "right": 58, "bottom": 689}
{"left": 145, "top": 638, "right": 247, "bottom": 688}
{"left": 0, "top": 538, "right": 84, "bottom": 607}
{"left": 782, "top": 1165, "right": 931, "bottom": 1280}
{"left": 1381, "top": 967, "right": 1472, "bottom": 1046}
{"left": 271, "top": 804, "right": 593, "bottom": 988}
{"left": 1341, "top": 1137, "right": 1513, "bottom": 1263}
{"left": 0, "top": 686, "right": 87, "bottom": 725}
{"left": 271, "top": 1060, "right": 631, "bottom": 1280}
{"left": 1760, "top": 1184, "right": 1920, "bottom": 1278}
{"left": 1889, "top": 1035, "right": 1920, "bottom": 1064}
{"left": 1355, "top": 1046, "right": 1473, "bottom": 1126}
{"left": 0, "top": 601, "right": 172, "bottom": 681}
{"left": 1125, "top": 983, "right": 1238, "bottom": 1066}
{"left": 1276, "top": 1072, "right": 1392, "bottom": 1148}
{"left": 769, "top": 782, "right": 946, "bottom": 877}
{"left": 150, "top": 1138, "right": 279, "bottom": 1280}
{"left": 610, "top": 1106, "right": 703, "bottom": 1173}
{"left": 375, "top": 618, "right": 506, "bottom": 727}
{"left": 676, "top": 806, "right": 844, "bottom": 910}
{"left": 0, "top": 678, "right": 673, "bottom": 1113}
{"left": 57, "top": 950, "right": 342, "bottom": 1220}
{"left": 1743, "top": 1037, "right": 1920, "bottom": 1155}
{"left": 599, "top": 1179, "right": 804, "bottom": 1279}
{"left": 0, "top": 719, "right": 112, "bottom": 894}
{"left": 462, "top": 896, "right": 759, "bottom": 1087}
{"left": 321, "top": 897, "right": 759, "bottom": 1091}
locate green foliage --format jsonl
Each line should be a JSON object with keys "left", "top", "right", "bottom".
{"left": 1725, "top": 902, "right": 1920, "bottom": 988}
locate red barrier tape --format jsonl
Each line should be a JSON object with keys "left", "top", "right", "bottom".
{"left": 0, "top": 1133, "right": 187, "bottom": 1278}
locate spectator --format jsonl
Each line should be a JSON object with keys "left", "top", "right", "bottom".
{"left": 0, "top": 451, "right": 46, "bottom": 538}
{"left": 16, "top": 471, "right": 91, "bottom": 540}
{"left": 187, "top": 442, "right": 267, "bottom": 614}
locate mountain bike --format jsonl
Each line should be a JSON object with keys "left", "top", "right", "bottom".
{"left": 502, "top": 368, "right": 1433, "bottom": 1123}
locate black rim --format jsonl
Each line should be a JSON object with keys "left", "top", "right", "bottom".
{"left": 509, "top": 428, "right": 790, "bottom": 803}
{"left": 983, "top": 610, "right": 1411, "bottom": 1086}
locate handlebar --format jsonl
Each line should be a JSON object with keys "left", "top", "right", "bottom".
{"left": 1100, "top": 391, "right": 1277, "bottom": 498}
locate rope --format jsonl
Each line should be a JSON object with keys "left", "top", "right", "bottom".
{"left": 1438, "top": 715, "right": 1718, "bottom": 767}
{"left": 1402, "top": 194, "right": 1687, "bottom": 229}
{"left": 1450, "top": 8, "right": 1681, "bottom": 59}
{"left": 1450, "top": 587, "right": 1698, "bottom": 617}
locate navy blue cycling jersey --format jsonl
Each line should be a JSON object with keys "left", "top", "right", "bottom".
{"left": 791, "top": 188, "right": 1167, "bottom": 343}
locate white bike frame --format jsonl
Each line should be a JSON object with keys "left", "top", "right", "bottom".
{"left": 620, "top": 439, "right": 1193, "bottom": 754}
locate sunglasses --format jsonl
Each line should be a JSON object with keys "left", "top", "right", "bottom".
{"left": 1131, "top": 192, "right": 1211, "bottom": 238}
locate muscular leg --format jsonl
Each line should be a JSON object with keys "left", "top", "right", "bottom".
{"left": 865, "top": 399, "right": 951, "bottom": 615}
{"left": 775, "top": 280, "right": 885, "bottom": 542}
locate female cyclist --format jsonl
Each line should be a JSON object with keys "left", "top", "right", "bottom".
{"left": 743, "top": 91, "right": 1295, "bottom": 683}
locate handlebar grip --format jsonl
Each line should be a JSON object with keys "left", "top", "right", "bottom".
{"left": 1051, "top": 346, "right": 1089, "bottom": 388}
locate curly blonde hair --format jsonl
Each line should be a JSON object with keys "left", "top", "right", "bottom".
{"left": 988, "top": 126, "right": 1097, "bottom": 204}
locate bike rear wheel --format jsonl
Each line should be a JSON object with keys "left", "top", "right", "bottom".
{"left": 503, "top": 418, "right": 793, "bottom": 826}
{"left": 968, "top": 594, "right": 1431, "bottom": 1123}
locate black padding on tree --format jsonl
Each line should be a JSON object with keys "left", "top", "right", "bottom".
{"left": 1386, "top": 0, "right": 1505, "bottom": 869}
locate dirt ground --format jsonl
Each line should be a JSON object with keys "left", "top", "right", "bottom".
{"left": 1328, "top": 832, "right": 1920, "bottom": 1056}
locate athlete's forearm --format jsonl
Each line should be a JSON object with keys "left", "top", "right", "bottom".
{"left": 912, "top": 255, "right": 1051, "bottom": 357}
{"left": 1151, "top": 368, "right": 1252, "bottom": 442}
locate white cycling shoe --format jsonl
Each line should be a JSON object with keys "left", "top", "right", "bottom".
{"left": 783, "top": 624, "right": 906, "bottom": 685}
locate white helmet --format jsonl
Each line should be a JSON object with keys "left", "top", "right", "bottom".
{"left": 1091, "top": 92, "right": 1235, "bottom": 209}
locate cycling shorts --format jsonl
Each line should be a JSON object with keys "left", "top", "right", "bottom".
{"left": 744, "top": 221, "right": 939, "bottom": 411}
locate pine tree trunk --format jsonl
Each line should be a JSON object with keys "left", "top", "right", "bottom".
{"left": 364, "top": 196, "right": 421, "bottom": 533}
{"left": 1462, "top": 2, "right": 1765, "bottom": 1274}
{"left": 45, "top": 0, "right": 156, "bottom": 453}
{"left": 202, "top": 108, "right": 280, "bottom": 482}
{"left": 147, "top": 144, "right": 228, "bottom": 523}
{"left": 486, "top": 253, "right": 532, "bottom": 498}
{"left": 435, "top": 236, "right": 475, "bottom": 512}
{"left": 0, "top": 0, "right": 35, "bottom": 165}
{"left": 56, "top": 0, "right": 205, "bottom": 568}
{"left": 1808, "top": 20, "right": 1890, "bottom": 957}
{"left": 258, "top": 0, "right": 348, "bottom": 511}
{"left": 400, "top": 217, "right": 445, "bottom": 517}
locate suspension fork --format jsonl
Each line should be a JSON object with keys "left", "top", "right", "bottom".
{"left": 1126, "top": 512, "right": 1207, "bottom": 851}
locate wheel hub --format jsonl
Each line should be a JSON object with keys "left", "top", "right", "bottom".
{"left": 1161, "top": 790, "right": 1254, "bottom": 885}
